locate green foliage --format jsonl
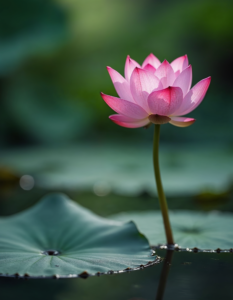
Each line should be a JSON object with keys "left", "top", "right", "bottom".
{"left": 0, "top": 0, "right": 68, "bottom": 74}
{"left": 0, "top": 193, "right": 157, "bottom": 277}
{"left": 4, "top": 75, "right": 91, "bottom": 144}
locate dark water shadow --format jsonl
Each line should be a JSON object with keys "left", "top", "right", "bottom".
{"left": 155, "top": 250, "right": 173, "bottom": 300}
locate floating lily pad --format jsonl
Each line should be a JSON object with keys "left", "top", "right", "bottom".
{"left": 0, "top": 194, "right": 159, "bottom": 278}
{"left": 0, "top": 145, "right": 232, "bottom": 196}
{"left": 110, "top": 210, "right": 233, "bottom": 250}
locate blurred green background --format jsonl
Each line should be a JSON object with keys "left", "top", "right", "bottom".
{"left": 0, "top": 0, "right": 233, "bottom": 209}
{"left": 0, "top": 0, "right": 233, "bottom": 147}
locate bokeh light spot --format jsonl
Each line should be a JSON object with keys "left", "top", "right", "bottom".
{"left": 19, "top": 175, "right": 35, "bottom": 190}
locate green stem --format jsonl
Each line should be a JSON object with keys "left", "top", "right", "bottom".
{"left": 153, "top": 124, "right": 174, "bottom": 245}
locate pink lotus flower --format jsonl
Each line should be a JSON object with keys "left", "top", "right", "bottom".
{"left": 101, "top": 54, "right": 211, "bottom": 128}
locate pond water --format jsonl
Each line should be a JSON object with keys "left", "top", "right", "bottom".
{"left": 1, "top": 248, "right": 233, "bottom": 300}
{"left": 0, "top": 186, "right": 233, "bottom": 299}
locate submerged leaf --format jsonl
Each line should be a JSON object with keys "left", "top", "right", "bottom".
{"left": 0, "top": 194, "right": 158, "bottom": 278}
{"left": 110, "top": 210, "right": 233, "bottom": 250}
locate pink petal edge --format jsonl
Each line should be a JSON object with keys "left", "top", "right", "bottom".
{"left": 169, "top": 116, "right": 196, "bottom": 127}
{"left": 143, "top": 63, "right": 156, "bottom": 74}
{"left": 109, "top": 114, "right": 150, "bottom": 128}
{"left": 107, "top": 66, "right": 134, "bottom": 103}
{"left": 173, "top": 76, "right": 211, "bottom": 116}
{"left": 100, "top": 93, "right": 148, "bottom": 119}
{"left": 170, "top": 55, "right": 189, "bottom": 74}
{"left": 172, "top": 65, "right": 192, "bottom": 97}
{"left": 142, "top": 53, "right": 161, "bottom": 69}
{"left": 124, "top": 55, "right": 141, "bottom": 82}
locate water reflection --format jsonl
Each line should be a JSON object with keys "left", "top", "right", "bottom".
{"left": 155, "top": 250, "right": 173, "bottom": 300}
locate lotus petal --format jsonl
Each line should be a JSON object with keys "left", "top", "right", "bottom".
{"left": 169, "top": 116, "right": 196, "bottom": 127}
{"left": 109, "top": 114, "right": 150, "bottom": 128}
{"left": 142, "top": 53, "right": 161, "bottom": 69}
{"left": 124, "top": 56, "right": 141, "bottom": 82}
{"left": 143, "top": 63, "right": 156, "bottom": 74}
{"left": 173, "top": 65, "right": 192, "bottom": 97}
{"left": 154, "top": 60, "right": 176, "bottom": 88}
{"left": 173, "top": 77, "right": 211, "bottom": 116}
{"left": 130, "top": 67, "right": 160, "bottom": 112}
{"left": 100, "top": 93, "right": 148, "bottom": 119}
{"left": 170, "top": 55, "right": 189, "bottom": 75}
{"left": 107, "top": 67, "right": 135, "bottom": 103}
{"left": 148, "top": 86, "right": 183, "bottom": 116}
